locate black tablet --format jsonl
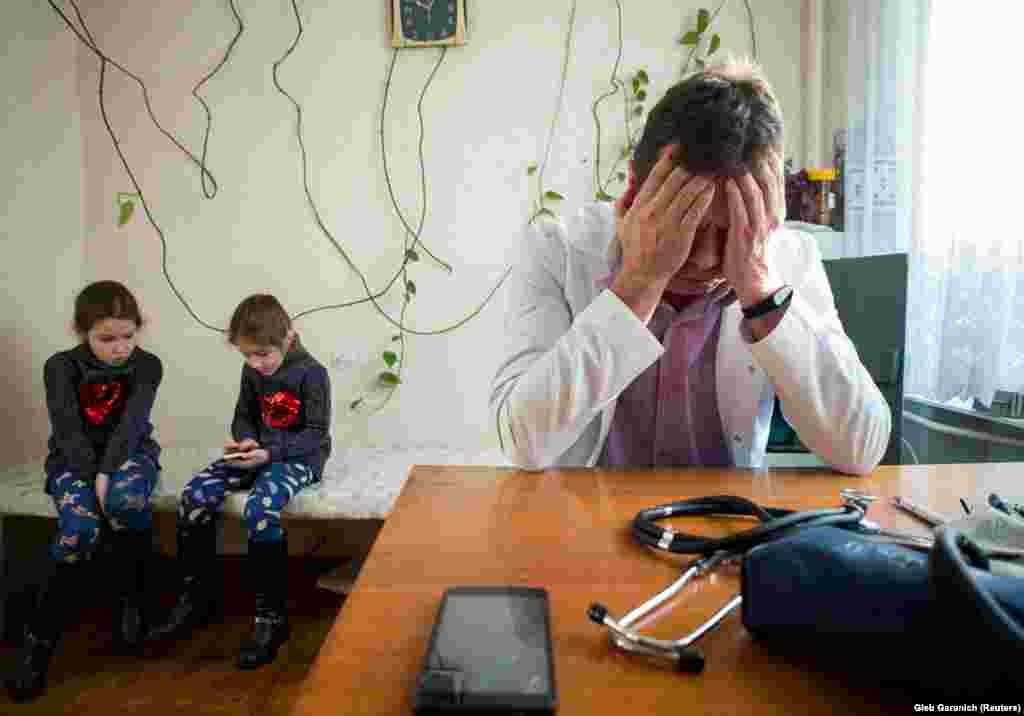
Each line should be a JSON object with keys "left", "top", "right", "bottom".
{"left": 414, "top": 587, "right": 558, "bottom": 713}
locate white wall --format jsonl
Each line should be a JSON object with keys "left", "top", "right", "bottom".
{"left": 1, "top": 4, "right": 85, "bottom": 464}
{"left": 9, "top": 0, "right": 805, "bottom": 461}
{"left": 822, "top": 0, "right": 848, "bottom": 166}
{"left": 799, "top": 0, "right": 848, "bottom": 169}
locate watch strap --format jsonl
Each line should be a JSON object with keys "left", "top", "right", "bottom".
{"left": 741, "top": 285, "right": 794, "bottom": 319}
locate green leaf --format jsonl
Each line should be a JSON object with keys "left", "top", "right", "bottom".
{"left": 681, "top": 31, "right": 700, "bottom": 45}
{"left": 349, "top": 398, "right": 363, "bottom": 410}
{"left": 620, "top": 145, "right": 632, "bottom": 159}
{"left": 527, "top": 162, "right": 538, "bottom": 176}
{"left": 595, "top": 189, "right": 615, "bottom": 202}
{"left": 632, "top": 77, "right": 640, "bottom": 94}
{"left": 406, "top": 280, "right": 416, "bottom": 296}
{"left": 708, "top": 34, "right": 721, "bottom": 55}
{"left": 378, "top": 371, "right": 401, "bottom": 387}
{"left": 117, "top": 200, "right": 134, "bottom": 227}
{"left": 405, "top": 248, "right": 420, "bottom": 262}
{"left": 382, "top": 351, "right": 398, "bottom": 368}
{"left": 636, "top": 89, "right": 647, "bottom": 101}
{"left": 633, "top": 105, "right": 644, "bottom": 116}
{"left": 636, "top": 69, "right": 649, "bottom": 85}
{"left": 616, "top": 172, "right": 627, "bottom": 182}
{"left": 697, "top": 8, "right": 710, "bottom": 33}
{"left": 543, "top": 190, "right": 564, "bottom": 201}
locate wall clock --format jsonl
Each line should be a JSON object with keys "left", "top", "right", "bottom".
{"left": 391, "top": 0, "right": 467, "bottom": 47}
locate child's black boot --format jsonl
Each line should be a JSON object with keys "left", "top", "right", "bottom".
{"left": 146, "top": 521, "right": 221, "bottom": 643}
{"left": 238, "top": 537, "right": 290, "bottom": 669}
{"left": 109, "top": 527, "right": 155, "bottom": 653}
{"left": 5, "top": 561, "right": 81, "bottom": 703}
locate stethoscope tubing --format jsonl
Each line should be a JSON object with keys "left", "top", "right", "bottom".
{"left": 592, "top": 493, "right": 879, "bottom": 671}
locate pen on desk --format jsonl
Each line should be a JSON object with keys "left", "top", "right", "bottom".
{"left": 988, "top": 493, "right": 1013, "bottom": 516}
{"left": 891, "top": 496, "right": 948, "bottom": 527}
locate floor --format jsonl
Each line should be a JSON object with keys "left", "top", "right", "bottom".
{"left": 0, "top": 554, "right": 345, "bottom": 715}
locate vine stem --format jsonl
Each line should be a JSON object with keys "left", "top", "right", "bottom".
{"left": 600, "top": 78, "right": 638, "bottom": 195}
{"left": 533, "top": 0, "right": 578, "bottom": 220}
{"left": 591, "top": 0, "right": 624, "bottom": 198}
{"left": 681, "top": 0, "right": 728, "bottom": 78}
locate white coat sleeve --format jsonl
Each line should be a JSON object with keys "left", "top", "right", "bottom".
{"left": 748, "top": 237, "right": 892, "bottom": 474}
{"left": 489, "top": 220, "right": 663, "bottom": 469}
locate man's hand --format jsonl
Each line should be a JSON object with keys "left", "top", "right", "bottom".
{"left": 721, "top": 150, "right": 785, "bottom": 309}
{"left": 611, "top": 145, "right": 716, "bottom": 322}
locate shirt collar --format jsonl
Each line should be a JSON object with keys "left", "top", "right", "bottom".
{"left": 663, "top": 283, "right": 736, "bottom": 321}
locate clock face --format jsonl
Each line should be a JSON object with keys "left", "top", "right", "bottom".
{"left": 400, "top": 0, "right": 458, "bottom": 43}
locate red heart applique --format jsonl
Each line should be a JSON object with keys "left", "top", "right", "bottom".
{"left": 260, "top": 390, "right": 301, "bottom": 429}
{"left": 79, "top": 381, "right": 125, "bottom": 425}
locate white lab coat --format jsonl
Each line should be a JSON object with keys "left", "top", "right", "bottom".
{"left": 489, "top": 202, "right": 891, "bottom": 474}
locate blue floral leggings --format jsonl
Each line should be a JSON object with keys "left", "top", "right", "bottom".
{"left": 45, "top": 452, "right": 159, "bottom": 563}
{"left": 178, "top": 460, "right": 316, "bottom": 543}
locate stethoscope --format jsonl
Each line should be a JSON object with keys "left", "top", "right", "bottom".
{"left": 587, "top": 489, "right": 935, "bottom": 673}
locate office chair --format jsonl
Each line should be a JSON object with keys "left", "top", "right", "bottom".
{"left": 767, "top": 252, "right": 908, "bottom": 466}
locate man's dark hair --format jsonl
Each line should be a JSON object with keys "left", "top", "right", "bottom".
{"left": 632, "top": 57, "right": 784, "bottom": 186}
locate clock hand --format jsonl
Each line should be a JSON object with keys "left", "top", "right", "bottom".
{"left": 412, "top": 0, "right": 436, "bottom": 30}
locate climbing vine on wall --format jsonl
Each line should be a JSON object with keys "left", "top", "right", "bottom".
{"left": 591, "top": 1, "right": 751, "bottom": 205}
{"left": 52, "top": 0, "right": 756, "bottom": 417}
{"left": 50, "top": 0, "right": 508, "bottom": 417}
{"left": 527, "top": 1, "right": 756, "bottom": 224}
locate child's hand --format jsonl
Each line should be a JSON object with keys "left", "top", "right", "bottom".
{"left": 95, "top": 472, "right": 110, "bottom": 513}
{"left": 224, "top": 438, "right": 259, "bottom": 454}
{"left": 233, "top": 448, "right": 269, "bottom": 470}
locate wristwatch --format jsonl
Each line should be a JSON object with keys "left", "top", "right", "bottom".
{"left": 740, "top": 285, "right": 793, "bottom": 319}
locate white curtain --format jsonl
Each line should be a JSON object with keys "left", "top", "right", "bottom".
{"left": 845, "top": 0, "right": 1024, "bottom": 407}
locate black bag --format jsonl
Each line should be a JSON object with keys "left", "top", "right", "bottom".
{"left": 741, "top": 525, "right": 1024, "bottom": 697}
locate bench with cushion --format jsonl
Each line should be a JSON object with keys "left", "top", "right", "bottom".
{"left": 0, "top": 442, "right": 506, "bottom": 636}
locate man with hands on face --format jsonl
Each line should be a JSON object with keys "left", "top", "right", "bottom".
{"left": 490, "top": 57, "right": 891, "bottom": 474}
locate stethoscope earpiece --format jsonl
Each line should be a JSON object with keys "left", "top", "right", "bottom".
{"left": 586, "top": 603, "right": 609, "bottom": 626}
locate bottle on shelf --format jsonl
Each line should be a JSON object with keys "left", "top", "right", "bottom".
{"left": 807, "top": 168, "right": 837, "bottom": 227}
{"left": 832, "top": 130, "right": 846, "bottom": 231}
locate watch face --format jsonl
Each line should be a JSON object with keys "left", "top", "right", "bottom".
{"left": 775, "top": 286, "right": 794, "bottom": 306}
{"left": 401, "top": 0, "right": 458, "bottom": 43}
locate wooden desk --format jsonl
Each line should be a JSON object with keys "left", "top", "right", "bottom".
{"left": 288, "top": 463, "right": 1022, "bottom": 714}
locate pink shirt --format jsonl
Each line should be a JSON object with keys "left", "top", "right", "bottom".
{"left": 598, "top": 275, "right": 736, "bottom": 468}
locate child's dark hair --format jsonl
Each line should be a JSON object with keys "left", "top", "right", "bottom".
{"left": 73, "top": 281, "right": 144, "bottom": 336}
{"left": 228, "top": 294, "right": 293, "bottom": 348}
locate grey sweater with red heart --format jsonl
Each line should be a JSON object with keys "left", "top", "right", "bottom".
{"left": 231, "top": 343, "right": 332, "bottom": 480}
{"left": 44, "top": 343, "right": 163, "bottom": 488}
